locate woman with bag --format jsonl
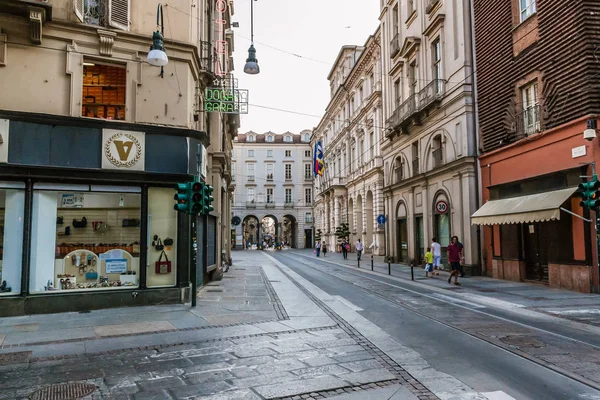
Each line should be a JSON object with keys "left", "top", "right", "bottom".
{"left": 341, "top": 239, "right": 349, "bottom": 260}
{"left": 322, "top": 241, "right": 328, "bottom": 257}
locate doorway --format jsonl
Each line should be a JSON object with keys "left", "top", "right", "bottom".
{"left": 397, "top": 218, "right": 408, "bottom": 262}
{"left": 415, "top": 215, "right": 424, "bottom": 265}
{"left": 523, "top": 223, "right": 549, "bottom": 282}
{"left": 305, "top": 229, "right": 313, "bottom": 248}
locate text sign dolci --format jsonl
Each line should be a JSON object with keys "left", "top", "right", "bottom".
{"left": 204, "top": 87, "right": 249, "bottom": 114}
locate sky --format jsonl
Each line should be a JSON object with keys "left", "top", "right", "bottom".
{"left": 232, "top": 0, "right": 381, "bottom": 135}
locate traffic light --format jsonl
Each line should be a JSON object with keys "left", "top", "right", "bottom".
{"left": 202, "top": 184, "right": 215, "bottom": 215}
{"left": 578, "top": 174, "right": 600, "bottom": 210}
{"left": 190, "top": 181, "right": 203, "bottom": 214}
{"left": 174, "top": 182, "right": 191, "bottom": 212}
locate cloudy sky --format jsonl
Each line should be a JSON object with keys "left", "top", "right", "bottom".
{"left": 232, "top": 0, "right": 381, "bottom": 134}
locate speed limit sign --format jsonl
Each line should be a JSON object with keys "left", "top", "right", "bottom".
{"left": 435, "top": 200, "right": 449, "bottom": 214}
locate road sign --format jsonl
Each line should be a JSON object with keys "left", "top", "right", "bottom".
{"left": 377, "top": 215, "right": 386, "bottom": 224}
{"left": 435, "top": 200, "right": 449, "bottom": 214}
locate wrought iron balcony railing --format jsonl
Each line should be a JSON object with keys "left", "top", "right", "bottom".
{"left": 514, "top": 104, "right": 542, "bottom": 137}
{"left": 432, "top": 147, "right": 443, "bottom": 168}
{"left": 390, "top": 33, "right": 401, "bottom": 57}
{"left": 386, "top": 79, "right": 445, "bottom": 135}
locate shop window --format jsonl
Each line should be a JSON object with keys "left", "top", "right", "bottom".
{"left": 82, "top": 61, "right": 126, "bottom": 120}
{"left": 0, "top": 183, "right": 25, "bottom": 295}
{"left": 147, "top": 187, "right": 178, "bottom": 288}
{"left": 30, "top": 185, "right": 141, "bottom": 293}
{"left": 500, "top": 224, "right": 520, "bottom": 259}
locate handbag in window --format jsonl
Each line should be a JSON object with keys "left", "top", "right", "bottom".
{"left": 73, "top": 217, "right": 87, "bottom": 228}
{"left": 154, "top": 238, "right": 164, "bottom": 251}
{"left": 155, "top": 251, "right": 172, "bottom": 274}
{"left": 164, "top": 238, "right": 174, "bottom": 246}
{"left": 86, "top": 268, "right": 98, "bottom": 280}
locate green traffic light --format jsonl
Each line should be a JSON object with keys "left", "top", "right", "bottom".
{"left": 578, "top": 175, "right": 600, "bottom": 210}
{"left": 201, "top": 184, "right": 215, "bottom": 215}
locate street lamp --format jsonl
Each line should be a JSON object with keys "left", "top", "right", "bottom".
{"left": 147, "top": 3, "right": 168, "bottom": 77}
{"left": 244, "top": 0, "right": 260, "bottom": 75}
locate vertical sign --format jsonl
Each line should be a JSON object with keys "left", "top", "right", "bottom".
{"left": 214, "top": 0, "right": 227, "bottom": 78}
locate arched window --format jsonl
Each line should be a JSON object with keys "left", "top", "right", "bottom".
{"left": 432, "top": 135, "right": 443, "bottom": 168}
{"left": 266, "top": 135, "right": 274, "bottom": 142}
{"left": 247, "top": 135, "right": 255, "bottom": 142}
{"left": 285, "top": 135, "right": 292, "bottom": 143}
{"left": 394, "top": 158, "right": 404, "bottom": 184}
{"left": 304, "top": 133, "right": 310, "bottom": 142}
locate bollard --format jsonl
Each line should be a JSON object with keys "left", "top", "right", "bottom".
{"left": 388, "top": 260, "right": 391, "bottom": 275}
{"left": 410, "top": 262, "right": 414, "bottom": 281}
{"left": 358, "top": 258, "right": 360, "bottom": 269}
{"left": 371, "top": 255, "right": 374, "bottom": 271}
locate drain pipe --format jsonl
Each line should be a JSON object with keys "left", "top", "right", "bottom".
{"left": 468, "top": 0, "right": 484, "bottom": 275}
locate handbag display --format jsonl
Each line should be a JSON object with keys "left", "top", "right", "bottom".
{"left": 86, "top": 268, "right": 98, "bottom": 280}
{"left": 154, "top": 238, "right": 164, "bottom": 251}
{"left": 155, "top": 251, "right": 172, "bottom": 274}
{"left": 122, "top": 218, "right": 141, "bottom": 227}
{"left": 164, "top": 238, "right": 174, "bottom": 246}
{"left": 72, "top": 217, "right": 87, "bottom": 228}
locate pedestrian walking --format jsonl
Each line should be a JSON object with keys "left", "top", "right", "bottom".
{"left": 341, "top": 239, "right": 349, "bottom": 259}
{"left": 322, "top": 241, "right": 327, "bottom": 257}
{"left": 431, "top": 237, "right": 441, "bottom": 276}
{"left": 315, "top": 241, "right": 321, "bottom": 257}
{"left": 447, "top": 236, "right": 463, "bottom": 285}
{"left": 424, "top": 247, "right": 433, "bottom": 278}
{"left": 356, "top": 239, "right": 363, "bottom": 261}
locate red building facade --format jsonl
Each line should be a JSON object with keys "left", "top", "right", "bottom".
{"left": 472, "top": 0, "right": 600, "bottom": 292}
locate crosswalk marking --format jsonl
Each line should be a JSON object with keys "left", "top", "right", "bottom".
{"left": 482, "top": 391, "right": 517, "bottom": 400}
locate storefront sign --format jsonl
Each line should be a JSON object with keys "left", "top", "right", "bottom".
{"left": 102, "top": 129, "right": 145, "bottom": 171}
{"left": 435, "top": 200, "right": 449, "bottom": 214}
{"left": 61, "top": 193, "right": 84, "bottom": 208}
{"left": 213, "top": 0, "right": 227, "bottom": 77}
{"left": 204, "top": 85, "right": 249, "bottom": 114}
{"left": 572, "top": 145, "right": 587, "bottom": 159}
{"left": 105, "top": 259, "right": 127, "bottom": 274}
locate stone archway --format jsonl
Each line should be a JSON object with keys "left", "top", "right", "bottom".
{"left": 282, "top": 214, "right": 297, "bottom": 248}
{"left": 260, "top": 215, "right": 278, "bottom": 246}
{"left": 242, "top": 215, "right": 259, "bottom": 248}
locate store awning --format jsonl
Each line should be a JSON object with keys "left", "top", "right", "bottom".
{"left": 471, "top": 187, "right": 578, "bottom": 225}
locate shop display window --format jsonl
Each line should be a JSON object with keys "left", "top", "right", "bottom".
{"left": 147, "top": 187, "right": 178, "bottom": 287}
{"left": 0, "top": 183, "right": 25, "bottom": 295}
{"left": 30, "top": 185, "right": 141, "bottom": 293}
{"left": 82, "top": 61, "right": 126, "bottom": 120}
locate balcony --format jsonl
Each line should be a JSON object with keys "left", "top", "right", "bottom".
{"left": 514, "top": 104, "right": 543, "bottom": 137}
{"left": 432, "top": 147, "right": 443, "bottom": 168}
{"left": 425, "top": 0, "right": 441, "bottom": 14}
{"left": 199, "top": 41, "right": 212, "bottom": 72}
{"left": 386, "top": 79, "right": 445, "bottom": 136}
{"left": 390, "top": 33, "right": 401, "bottom": 57}
{"left": 412, "top": 158, "right": 420, "bottom": 176}
{"left": 284, "top": 202, "right": 295, "bottom": 208}
{"left": 246, "top": 201, "right": 257, "bottom": 208}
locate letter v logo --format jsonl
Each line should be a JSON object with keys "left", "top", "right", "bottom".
{"left": 114, "top": 140, "right": 134, "bottom": 161}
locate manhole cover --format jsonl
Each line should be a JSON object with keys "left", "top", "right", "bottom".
{"left": 0, "top": 351, "right": 31, "bottom": 365}
{"left": 29, "top": 383, "right": 96, "bottom": 400}
{"left": 499, "top": 335, "right": 545, "bottom": 348}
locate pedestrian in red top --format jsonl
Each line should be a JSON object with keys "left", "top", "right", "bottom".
{"left": 447, "top": 236, "right": 464, "bottom": 285}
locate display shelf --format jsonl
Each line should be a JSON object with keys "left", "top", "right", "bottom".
{"left": 83, "top": 103, "right": 126, "bottom": 107}
{"left": 83, "top": 84, "right": 126, "bottom": 87}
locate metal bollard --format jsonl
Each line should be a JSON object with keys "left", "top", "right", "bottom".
{"left": 358, "top": 258, "right": 360, "bottom": 269}
{"left": 388, "top": 260, "right": 391, "bottom": 275}
{"left": 410, "top": 261, "right": 414, "bottom": 281}
{"left": 371, "top": 255, "right": 374, "bottom": 271}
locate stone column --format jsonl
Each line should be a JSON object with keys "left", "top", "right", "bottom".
{"left": 334, "top": 197, "right": 340, "bottom": 229}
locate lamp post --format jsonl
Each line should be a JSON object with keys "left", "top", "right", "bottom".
{"left": 147, "top": 3, "right": 169, "bottom": 78}
{"left": 244, "top": 0, "right": 259, "bottom": 75}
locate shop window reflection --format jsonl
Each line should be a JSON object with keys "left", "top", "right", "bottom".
{"left": 30, "top": 190, "right": 141, "bottom": 293}
{"left": 0, "top": 188, "right": 25, "bottom": 295}
{"left": 147, "top": 187, "right": 178, "bottom": 287}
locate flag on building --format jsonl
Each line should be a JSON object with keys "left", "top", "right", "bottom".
{"left": 314, "top": 141, "right": 324, "bottom": 177}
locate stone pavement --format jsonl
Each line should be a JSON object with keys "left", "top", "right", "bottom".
{"left": 291, "top": 248, "right": 600, "bottom": 327}
{"left": 0, "top": 251, "right": 476, "bottom": 400}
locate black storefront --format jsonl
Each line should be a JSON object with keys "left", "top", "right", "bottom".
{"left": 0, "top": 111, "right": 212, "bottom": 316}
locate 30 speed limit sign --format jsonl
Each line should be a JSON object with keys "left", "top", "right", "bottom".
{"left": 435, "top": 200, "right": 449, "bottom": 214}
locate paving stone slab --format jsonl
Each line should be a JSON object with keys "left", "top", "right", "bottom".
{"left": 169, "top": 381, "right": 233, "bottom": 399}
{"left": 253, "top": 376, "right": 349, "bottom": 399}
{"left": 185, "top": 370, "right": 234, "bottom": 385}
{"left": 324, "top": 384, "right": 418, "bottom": 400}
{"left": 137, "top": 376, "right": 186, "bottom": 391}
{"left": 194, "top": 388, "right": 262, "bottom": 400}
{"left": 232, "top": 371, "right": 298, "bottom": 389}
{"left": 337, "top": 368, "right": 396, "bottom": 385}
{"left": 291, "top": 364, "right": 351, "bottom": 379}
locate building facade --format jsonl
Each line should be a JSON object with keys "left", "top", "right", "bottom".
{"left": 471, "top": 0, "right": 600, "bottom": 292}
{"left": 0, "top": 0, "right": 237, "bottom": 316}
{"left": 232, "top": 131, "right": 313, "bottom": 249}
{"left": 379, "top": 0, "right": 480, "bottom": 270}
{"left": 313, "top": 29, "right": 386, "bottom": 255}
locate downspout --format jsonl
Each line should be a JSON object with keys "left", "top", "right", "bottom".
{"left": 468, "top": 0, "right": 484, "bottom": 273}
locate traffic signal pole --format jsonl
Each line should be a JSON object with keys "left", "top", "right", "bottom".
{"left": 593, "top": 162, "right": 600, "bottom": 295}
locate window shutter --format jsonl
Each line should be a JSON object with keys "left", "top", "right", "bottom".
{"left": 74, "top": 0, "right": 84, "bottom": 22}
{"left": 108, "top": 0, "right": 130, "bottom": 31}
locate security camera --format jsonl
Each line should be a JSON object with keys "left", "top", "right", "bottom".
{"left": 584, "top": 129, "right": 597, "bottom": 141}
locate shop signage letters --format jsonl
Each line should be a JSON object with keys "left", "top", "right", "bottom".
{"left": 101, "top": 129, "right": 145, "bottom": 171}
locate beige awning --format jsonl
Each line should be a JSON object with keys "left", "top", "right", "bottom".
{"left": 471, "top": 187, "right": 578, "bottom": 225}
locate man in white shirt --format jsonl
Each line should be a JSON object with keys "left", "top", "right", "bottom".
{"left": 356, "top": 239, "right": 364, "bottom": 261}
{"left": 431, "top": 237, "right": 442, "bottom": 276}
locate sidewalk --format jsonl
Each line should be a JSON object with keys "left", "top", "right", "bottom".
{"left": 0, "top": 251, "right": 457, "bottom": 400}
{"left": 293, "top": 248, "right": 600, "bottom": 327}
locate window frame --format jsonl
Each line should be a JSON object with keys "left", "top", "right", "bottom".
{"left": 305, "top": 188, "right": 312, "bottom": 204}
{"left": 285, "top": 164, "right": 292, "bottom": 180}
{"left": 285, "top": 188, "right": 293, "bottom": 203}
{"left": 247, "top": 149, "right": 254, "bottom": 157}
{"left": 520, "top": 0, "right": 537, "bottom": 22}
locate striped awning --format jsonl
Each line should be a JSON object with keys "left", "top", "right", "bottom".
{"left": 471, "top": 187, "right": 578, "bottom": 225}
